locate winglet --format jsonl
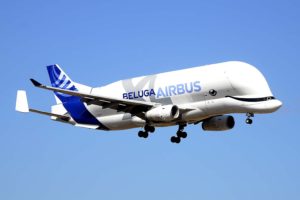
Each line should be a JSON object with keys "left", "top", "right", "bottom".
{"left": 16, "top": 90, "right": 29, "bottom": 112}
{"left": 30, "top": 79, "right": 42, "bottom": 87}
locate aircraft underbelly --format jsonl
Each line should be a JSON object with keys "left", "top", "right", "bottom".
{"left": 97, "top": 114, "right": 145, "bottom": 130}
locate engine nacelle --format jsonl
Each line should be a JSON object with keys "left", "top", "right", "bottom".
{"left": 145, "top": 105, "right": 180, "bottom": 122}
{"left": 202, "top": 115, "right": 235, "bottom": 131}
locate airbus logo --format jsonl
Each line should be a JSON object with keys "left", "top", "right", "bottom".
{"left": 123, "top": 81, "right": 201, "bottom": 99}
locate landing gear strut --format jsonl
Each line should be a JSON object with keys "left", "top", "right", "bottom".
{"left": 138, "top": 125, "right": 155, "bottom": 138}
{"left": 246, "top": 113, "right": 254, "bottom": 124}
{"left": 170, "top": 124, "right": 187, "bottom": 144}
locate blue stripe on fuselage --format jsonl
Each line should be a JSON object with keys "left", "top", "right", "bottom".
{"left": 55, "top": 92, "right": 109, "bottom": 130}
{"left": 59, "top": 94, "right": 99, "bottom": 124}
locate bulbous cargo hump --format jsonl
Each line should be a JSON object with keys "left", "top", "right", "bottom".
{"left": 224, "top": 61, "right": 273, "bottom": 97}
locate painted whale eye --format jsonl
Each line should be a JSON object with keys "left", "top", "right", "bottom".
{"left": 209, "top": 89, "right": 217, "bottom": 96}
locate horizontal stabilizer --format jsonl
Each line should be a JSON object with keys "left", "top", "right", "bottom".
{"left": 29, "top": 109, "right": 70, "bottom": 121}
{"left": 16, "top": 90, "right": 29, "bottom": 112}
{"left": 15, "top": 90, "right": 70, "bottom": 121}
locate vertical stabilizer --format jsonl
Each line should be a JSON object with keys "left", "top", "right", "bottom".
{"left": 46, "top": 64, "right": 100, "bottom": 125}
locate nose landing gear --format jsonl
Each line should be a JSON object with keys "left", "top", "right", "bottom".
{"left": 170, "top": 124, "right": 187, "bottom": 144}
{"left": 246, "top": 113, "right": 254, "bottom": 124}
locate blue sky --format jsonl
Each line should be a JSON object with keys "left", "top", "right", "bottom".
{"left": 1, "top": 0, "right": 299, "bottom": 199}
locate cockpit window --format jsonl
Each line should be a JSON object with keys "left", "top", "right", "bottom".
{"left": 226, "top": 96, "right": 275, "bottom": 102}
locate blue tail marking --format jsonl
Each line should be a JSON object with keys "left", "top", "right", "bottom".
{"left": 47, "top": 65, "right": 108, "bottom": 129}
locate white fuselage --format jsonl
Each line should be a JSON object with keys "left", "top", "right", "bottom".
{"left": 57, "top": 61, "right": 282, "bottom": 130}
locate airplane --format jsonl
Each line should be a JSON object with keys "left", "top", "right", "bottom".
{"left": 15, "top": 61, "right": 282, "bottom": 143}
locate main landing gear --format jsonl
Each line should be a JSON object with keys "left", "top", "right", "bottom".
{"left": 170, "top": 124, "right": 187, "bottom": 144}
{"left": 138, "top": 125, "right": 155, "bottom": 138}
{"left": 246, "top": 113, "right": 254, "bottom": 124}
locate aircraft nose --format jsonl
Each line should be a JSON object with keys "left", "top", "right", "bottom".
{"left": 274, "top": 99, "right": 283, "bottom": 109}
{"left": 266, "top": 99, "right": 282, "bottom": 112}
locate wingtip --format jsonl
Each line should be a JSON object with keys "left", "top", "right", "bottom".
{"left": 30, "top": 79, "right": 42, "bottom": 87}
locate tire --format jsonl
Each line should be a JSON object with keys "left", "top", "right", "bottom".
{"left": 143, "top": 132, "right": 149, "bottom": 138}
{"left": 145, "top": 125, "right": 155, "bottom": 133}
{"left": 148, "top": 126, "right": 155, "bottom": 133}
{"left": 246, "top": 118, "right": 253, "bottom": 124}
{"left": 175, "top": 137, "right": 181, "bottom": 143}
{"left": 138, "top": 131, "right": 144, "bottom": 137}
{"left": 170, "top": 136, "right": 177, "bottom": 143}
{"left": 181, "top": 132, "right": 187, "bottom": 138}
{"left": 177, "top": 131, "right": 187, "bottom": 138}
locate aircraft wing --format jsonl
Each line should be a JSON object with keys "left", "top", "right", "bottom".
{"left": 30, "top": 79, "right": 159, "bottom": 118}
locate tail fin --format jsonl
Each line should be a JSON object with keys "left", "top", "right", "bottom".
{"left": 46, "top": 64, "right": 100, "bottom": 125}
{"left": 47, "top": 64, "right": 81, "bottom": 103}
{"left": 47, "top": 64, "right": 78, "bottom": 91}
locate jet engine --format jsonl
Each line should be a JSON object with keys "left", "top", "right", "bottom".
{"left": 145, "top": 105, "right": 180, "bottom": 122}
{"left": 202, "top": 115, "right": 235, "bottom": 131}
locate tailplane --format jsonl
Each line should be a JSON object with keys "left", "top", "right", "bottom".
{"left": 15, "top": 90, "right": 71, "bottom": 122}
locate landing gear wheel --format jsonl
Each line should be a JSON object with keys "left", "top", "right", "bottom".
{"left": 138, "top": 131, "right": 144, "bottom": 138}
{"left": 245, "top": 113, "right": 254, "bottom": 125}
{"left": 143, "top": 132, "right": 149, "bottom": 138}
{"left": 138, "top": 131, "right": 148, "bottom": 138}
{"left": 170, "top": 124, "right": 187, "bottom": 143}
{"left": 246, "top": 118, "right": 253, "bottom": 124}
{"left": 147, "top": 126, "right": 155, "bottom": 133}
{"left": 177, "top": 131, "right": 187, "bottom": 138}
{"left": 180, "top": 132, "right": 187, "bottom": 139}
{"left": 170, "top": 136, "right": 181, "bottom": 143}
{"left": 138, "top": 125, "right": 155, "bottom": 139}
{"left": 170, "top": 136, "right": 177, "bottom": 143}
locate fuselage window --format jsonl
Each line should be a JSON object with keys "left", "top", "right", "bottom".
{"left": 209, "top": 89, "right": 217, "bottom": 96}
